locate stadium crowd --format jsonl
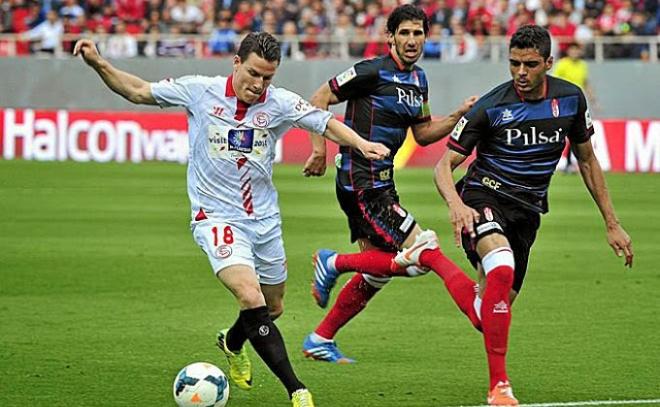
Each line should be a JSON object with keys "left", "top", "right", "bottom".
{"left": 0, "top": 0, "right": 657, "bottom": 59}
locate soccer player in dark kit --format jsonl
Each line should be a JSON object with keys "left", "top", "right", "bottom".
{"left": 301, "top": 3, "right": 478, "bottom": 365}
{"left": 396, "top": 25, "right": 634, "bottom": 405}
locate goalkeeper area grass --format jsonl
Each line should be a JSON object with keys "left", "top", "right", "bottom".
{"left": 1, "top": 160, "right": 658, "bottom": 406}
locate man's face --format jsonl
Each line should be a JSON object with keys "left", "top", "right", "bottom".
{"left": 390, "top": 19, "right": 426, "bottom": 67}
{"left": 509, "top": 47, "right": 553, "bottom": 98}
{"left": 232, "top": 52, "right": 278, "bottom": 104}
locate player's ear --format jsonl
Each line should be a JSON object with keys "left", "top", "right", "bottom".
{"left": 232, "top": 54, "right": 241, "bottom": 70}
{"left": 546, "top": 55, "right": 554, "bottom": 70}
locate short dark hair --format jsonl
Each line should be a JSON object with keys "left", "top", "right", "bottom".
{"left": 386, "top": 4, "right": 429, "bottom": 36}
{"left": 237, "top": 32, "right": 281, "bottom": 64}
{"left": 510, "top": 25, "right": 552, "bottom": 59}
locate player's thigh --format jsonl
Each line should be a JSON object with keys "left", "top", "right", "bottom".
{"left": 460, "top": 190, "right": 512, "bottom": 259}
{"left": 508, "top": 210, "right": 541, "bottom": 294}
{"left": 357, "top": 187, "right": 417, "bottom": 251}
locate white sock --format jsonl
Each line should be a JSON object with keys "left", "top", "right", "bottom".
{"left": 311, "top": 332, "right": 332, "bottom": 343}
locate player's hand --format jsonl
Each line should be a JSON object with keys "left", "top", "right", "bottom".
{"left": 448, "top": 201, "right": 480, "bottom": 247}
{"left": 73, "top": 39, "right": 102, "bottom": 67}
{"left": 358, "top": 141, "right": 390, "bottom": 161}
{"left": 303, "top": 151, "right": 327, "bottom": 177}
{"left": 458, "top": 95, "right": 479, "bottom": 115}
{"left": 606, "top": 223, "right": 633, "bottom": 267}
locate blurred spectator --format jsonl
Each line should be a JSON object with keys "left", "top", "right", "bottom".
{"left": 431, "top": 0, "right": 453, "bottom": 29}
{"left": 208, "top": 17, "right": 236, "bottom": 55}
{"left": 104, "top": 20, "right": 137, "bottom": 58}
{"left": 446, "top": 22, "right": 478, "bottom": 62}
{"left": 423, "top": 22, "right": 443, "bottom": 59}
{"left": 280, "top": 19, "right": 304, "bottom": 60}
{"left": 140, "top": 24, "right": 160, "bottom": 57}
{"left": 59, "top": 0, "right": 84, "bottom": 20}
{"left": 158, "top": 24, "right": 194, "bottom": 56}
{"left": 548, "top": 11, "right": 576, "bottom": 55}
{"left": 232, "top": 0, "right": 254, "bottom": 32}
{"left": 115, "top": 0, "right": 146, "bottom": 23}
{"left": 170, "top": 0, "right": 204, "bottom": 33}
{"left": 24, "top": 9, "right": 62, "bottom": 54}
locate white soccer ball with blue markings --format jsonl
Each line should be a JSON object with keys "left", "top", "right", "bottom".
{"left": 173, "top": 362, "right": 230, "bottom": 407}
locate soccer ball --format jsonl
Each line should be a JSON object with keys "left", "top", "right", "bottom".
{"left": 173, "top": 362, "right": 230, "bottom": 407}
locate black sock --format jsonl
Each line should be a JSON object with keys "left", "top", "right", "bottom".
{"left": 226, "top": 315, "right": 247, "bottom": 352}
{"left": 241, "top": 306, "right": 305, "bottom": 397}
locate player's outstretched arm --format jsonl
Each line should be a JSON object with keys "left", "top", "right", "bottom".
{"left": 574, "top": 140, "right": 633, "bottom": 267}
{"left": 412, "top": 96, "right": 478, "bottom": 146}
{"left": 435, "top": 150, "right": 480, "bottom": 246}
{"left": 73, "top": 39, "right": 157, "bottom": 105}
{"left": 323, "top": 118, "right": 389, "bottom": 160}
{"left": 303, "top": 83, "right": 342, "bottom": 177}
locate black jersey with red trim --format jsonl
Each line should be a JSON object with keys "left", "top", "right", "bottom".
{"left": 329, "top": 52, "right": 431, "bottom": 191}
{"left": 447, "top": 75, "right": 594, "bottom": 213}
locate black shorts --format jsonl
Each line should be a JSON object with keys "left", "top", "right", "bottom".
{"left": 460, "top": 187, "right": 541, "bottom": 293}
{"left": 336, "top": 184, "right": 417, "bottom": 252}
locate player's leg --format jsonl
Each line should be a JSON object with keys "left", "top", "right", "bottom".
{"left": 473, "top": 234, "right": 518, "bottom": 405}
{"left": 304, "top": 238, "right": 379, "bottom": 363}
{"left": 393, "top": 224, "right": 482, "bottom": 330}
{"left": 311, "top": 187, "right": 424, "bottom": 308}
{"left": 191, "top": 218, "right": 256, "bottom": 390}
{"left": 249, "top": 216, "right": 313, "bottom": 401}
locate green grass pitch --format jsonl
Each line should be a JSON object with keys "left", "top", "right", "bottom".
{"left": 1, "top": 160, "right": 658, "bottom": 406}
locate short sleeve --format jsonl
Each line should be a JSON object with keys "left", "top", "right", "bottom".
{"left": 150, "top": 75, "right": 214, "bottom": 108}
{"left": 328, "top": 59, "right": 379, "bottom": 102}
{"left": 275, "top": 88, "right": 333, "bottom": 134}
{"left": 569, "top": 89, "right": 595, "bottom": 144}
{"left": 412, "top": 85, "right": 431, "bottom": 125}
{"left": 446, "top": 102, "right": 489, "bottom": 156}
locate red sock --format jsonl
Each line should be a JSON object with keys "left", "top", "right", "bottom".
{"left": 420, "top": 249, "right": 481, "bottom": 330}
{"left": 480, "top": 265, "right": 514, "bottom": 389}
{"left": 315, "top": 274, "right": 380, "bottom": 339}
{"left": 335, "top": 250, "right": 407, "bottom": 277}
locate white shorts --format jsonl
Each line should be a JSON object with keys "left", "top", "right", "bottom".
{"left": 191, "top": 214, "right": 287, "bottom": 285}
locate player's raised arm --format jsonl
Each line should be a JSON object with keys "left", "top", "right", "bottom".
{"left": 73, "top": 39, "right": 157, "bottom": 105}
{"left": 303, "top": 83, "right": 343, "bottom": 177}
{"left": 434, "top": 150, "right": 480, "bottom": 246}
{"left": 573, "top": 140, "right": 633, "bottom": 267}
{"left": 411, "top": 96, "right": 478, "bottom": 146}
{"left": 323, "top": 118, "right": 389, "bottom": 161}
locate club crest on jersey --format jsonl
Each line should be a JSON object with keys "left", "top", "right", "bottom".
{"left": 335, "top": 66, "right": 357, "bottom": 86}
{"left": 451, "top": 116, "right": 468, "bottom": 140}
{"left": 551, "top": 98, "right": 560, "bottom": 118}
{"left": 483, "top": 207, "right": 494, "bottom": 221}
{"left": 228, "top": 129, "right": 255, "bottom": 153}
{"left": 253, "top": 111, "right": 270, "bottom": 127}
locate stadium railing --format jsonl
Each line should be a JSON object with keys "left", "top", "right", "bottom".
{"left": 0, "top": 33, "right": 657, "bottom": 62}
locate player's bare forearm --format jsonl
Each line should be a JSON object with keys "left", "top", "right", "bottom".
{"left": 435, "top": 151, "right": 465, "bottom": 207}
{"left": 575, "top": 142, "right": 618, "bottom": 227}
{"left": 575, "top": 140, "right": 633, "bottom": 266}
{"left": 93, "top": 60, "right": 157, "bottom": 105}
{"left": 435, "top": 151, "right": 479, "bottom": 244}
{"left": 74, "top": 39, "right": 156, "bottom": 105}
{"left": 323, "top": 118, "right": 389, "bottom": 160}
{"left": 412, "top": 96, "right": 478, "bottom": 146}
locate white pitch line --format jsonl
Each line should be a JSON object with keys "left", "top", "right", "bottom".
{"left": 449, "top": 399, "right": 660, "bottom": 407}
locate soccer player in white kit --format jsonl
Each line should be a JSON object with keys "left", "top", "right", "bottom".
{"left": 74, "top": 32, "right": 390, "bottom": 407}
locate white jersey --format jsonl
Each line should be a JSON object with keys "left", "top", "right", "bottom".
{"left": 151, "top": 75, "right": 333, "bottom": 221}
